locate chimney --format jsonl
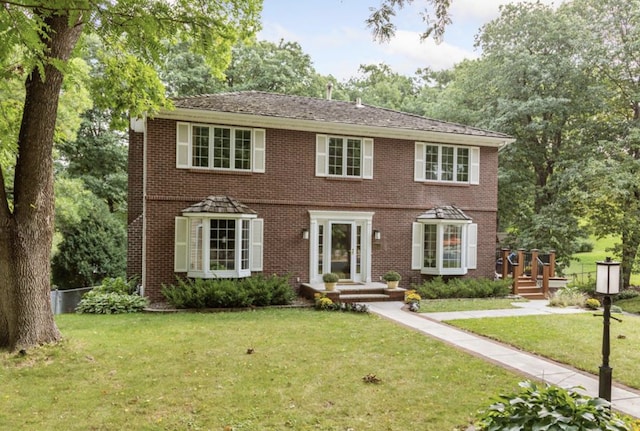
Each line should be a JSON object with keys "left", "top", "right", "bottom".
{"left": 326, "top": 82, "right": 333, "bottom": 100}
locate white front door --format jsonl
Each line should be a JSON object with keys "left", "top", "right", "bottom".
{"left": 309, "top": 211, "right": 373, "bottom": 284}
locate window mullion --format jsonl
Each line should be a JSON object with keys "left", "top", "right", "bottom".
{"left": 230, "top": 127, "right": 236, "bottom": 169}
{"left": 203, "top": 219, "right": 211, "bottom": 273}
{"left": 235, "top": 218, "right": 242, "bottom": 274}
{"left": 437, "top": 223, "right": 444, "bottom": 271}
{"left": 437, "top": 145, "right": 442, "bottom": 181}
{"left": 453, "top": 147, "right": 458, "bottom": 182}
{"left": 342, "top": 139, "right": 348, "bottom": 177}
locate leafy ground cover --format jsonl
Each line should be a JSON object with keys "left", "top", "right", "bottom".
{"left": 0, "top": 310, "right": 523, "bottom": 430}
{"left": 616, "top": 296, "right": 640, "bottom": 314}
{"left": 449, "top": 313, "right": 640, "bottom": 389}
{"left": 418, "top": 298, "right": 525, "bottom": 313}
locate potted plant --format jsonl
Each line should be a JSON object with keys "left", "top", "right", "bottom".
{"left": 382, "top": 270, "right": 401, "bottom": 289}
{"left": 322, "top": 272, "right": 339, "bottom": 291}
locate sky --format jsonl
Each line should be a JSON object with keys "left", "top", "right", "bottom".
{"left": 258, "top": 0, "right": 560, "bottom": 81}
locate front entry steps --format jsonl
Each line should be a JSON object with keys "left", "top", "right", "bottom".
{"left": 300, "top": 282, "right": 406, "bottom": 303}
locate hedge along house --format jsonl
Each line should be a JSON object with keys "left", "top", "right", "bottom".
{"left": 127, "top": 91, "right": 513, "bottom": 303}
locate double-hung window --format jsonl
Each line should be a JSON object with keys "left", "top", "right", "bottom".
{"left": 176, "top": 122, "right": 265, "bottom": 172}
{"left": 415, "top": 142, "right": 479, "bottom": 184}
{"left": 412, "top": 217, "right": 477, "bottom": 276}
{"left": 316, "top": 135, "right": 374, "bottom": 179}
{"left": 175, "top": 215, "right": 263, "bottom": 279}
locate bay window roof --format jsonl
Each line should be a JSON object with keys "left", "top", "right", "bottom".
{"left": 416, "top": 206, "right": 471, "bottom": 221}
{"left": 182, "top": 195, "right": 256, "bottom": 215}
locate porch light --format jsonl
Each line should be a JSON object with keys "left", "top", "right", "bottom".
{"left": 373, "top": 230, "right": 381, "bottom": 240}
{"left": 302, "top": 228, "right": 309, "bottom": 240}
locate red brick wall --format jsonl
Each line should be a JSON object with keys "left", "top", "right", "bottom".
{"left": 133, "top": 117, "right": 499, "bottom": 301}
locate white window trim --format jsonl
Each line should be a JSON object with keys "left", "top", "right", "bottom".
{"left": 414, "top": 142, "right": 479, "bottom": 185}
{"left": 412, "top": 220, "right": 477, "bottom": 275}
{"left": 176, "top": 122, "right": 265, "bottom": 173}
{"left": 175, "top": 213, "right": 262, "bottom": 279}
{"left": 316, "top": 134, "right": 373, "bottom": 179}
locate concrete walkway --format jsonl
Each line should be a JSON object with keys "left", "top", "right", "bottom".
{"left": 368, "top": 300, "right": 640, "bottom": 418}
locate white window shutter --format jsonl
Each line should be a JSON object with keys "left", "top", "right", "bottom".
{"left": 316, "top": 134, "right": 328, "bottom": 177}
{"left": 470, "top": 147, "right": 480, "bottom": 185}
{"left": 411, "top": 222, "right": 423, "bottom": 270}
{"left": 414, "top": 143, "right": 425, "bottom": 182}
{"left": 467, "top": 223, "right": 478, "bottom": 269}
{"left": 362, "top": 138, "right": 374, "bottom": 179}
{"left": 176, "top": 122, "right": 191, "bottom": 168}
{"left": 253, "top": 129, "right": 266, "bottom": 173}
{"left": 250, "top": 218, "right": 264, "bottom": 271}
{"left": 174, "top": 217, "right": 189, "bottom": 272}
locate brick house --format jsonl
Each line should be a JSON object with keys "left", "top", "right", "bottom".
{"left": 128, "top": 91, "right": 513, "bottom": 302}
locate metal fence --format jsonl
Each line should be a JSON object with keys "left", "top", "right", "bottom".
{"left": 50, "top": 287, "right": 94, "bottom": 314}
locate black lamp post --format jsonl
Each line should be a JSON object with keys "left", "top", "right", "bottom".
{"left": 595, "top": 257, "right": 621, "bottom": 402}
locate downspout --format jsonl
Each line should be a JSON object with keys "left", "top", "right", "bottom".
{"left": 141, "top": 114, "right": 148, "bottom": 297}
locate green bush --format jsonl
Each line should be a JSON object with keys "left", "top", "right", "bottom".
{"left": 616, "top": 289, "right": 640, "bottom": 301}
{"left": 476, "top": 381, "right": 630, "bottom": 431}
{"left": 76, "top": 276, "right": 147, "bottom": 314}
{"left": 161, "top": 274, "right": 295, "bottom": 309}
{"left": 414, "top": 277, "right": 512, "bottom": 299}
{"left": 76, "top": 291, "right": 148, "bottom": 314}
{"left": 567, "top": 276, "right": 596, "bottom": 296}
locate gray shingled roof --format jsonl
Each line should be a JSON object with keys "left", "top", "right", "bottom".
{"left": 182, "top": 196, "right": 256, "bottom": 214}
{"left": 417, "top": 206, "right": 471, "bottom": 221}
{"left": 172, "top": 91, "right": 511, "bottom": 139}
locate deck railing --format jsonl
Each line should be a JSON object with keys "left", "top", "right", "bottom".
{"left": 497, "top": 248, "right": 559, "bottom": 296}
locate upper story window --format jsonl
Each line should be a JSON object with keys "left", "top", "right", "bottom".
{"left": 415, "top": 142, "right": 479, "bottom": 184}
{"left": 316, "top": 134, "right": 373, "bottom": 179}
{"left": 176, "top": 122, "right": 265, "bottom": 172}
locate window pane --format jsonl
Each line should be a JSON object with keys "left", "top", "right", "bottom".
{"left": 235, "top": 129, "right": 252, "bottom": 170}
{"left": 441, "top": 146, "right": 454, "bottom": 181}
{"left": 213, "top": 127, "right": 231, "bottom": 169}
{"left": 443, "top": 225, "right": 462, "bottom": 268}
{"left": 241, "top": 219, "right": 250, "bottom": 270}
{"left": 192, "top": 126, "right": 209, "bottom": 167}
{"left": 210, "top": 219, "right": 236, "bottom": 270}
{"left": 423, "top": 224, "right": 437, "bottom": 268}
{"left": 457, "top": 148, "right": 469, "bottom": 182}
{"left": 189, "top": 218, "right": 203, "bottom": 271}
{"left": 346, "top": 139, "right": 361, "bottom": 176}
{"left": 328, "top": 137, "right": 343, "bottom": 175}
{"left": 425, "top": 145, "right": 438, "bottom": 180}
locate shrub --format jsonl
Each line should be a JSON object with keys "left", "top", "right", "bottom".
{"left": 76, "top": 291, "right": 148, "bottom": 314}
{"left": 549, "top": 286, "right": 587, "bottom": 308}
{"left": 382, "top": 270, "right": 401, "bottom": 282}
{"left": 476, "top": 380, "right": 630, "bottom": 431}
{"left": 322, "top": 272, "right": 339, "bottom": 283}
{"left": 616, "top": 289, "right": 640, "bottom": 301}
{"left": 567, "top": 276, "right": 596, "bottom": 296}
{"left": 586, "top": 298, "right": 601, "bottom": 310}
{"left": 414, "top": 277, "right": 512, "bottom": 299}
{"left": 161, "top": 275, "right": 295, "bottom": 309}
{"left": 76, "top": 276, "right": 147, "bottom": 314}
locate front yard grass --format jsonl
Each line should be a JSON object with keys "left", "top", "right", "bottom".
{"left": 1, "top": 310, "right": 524, "bottom": 431}
{"left": 449, "top": 313, "right": 640, "bottom": 389}
{"left": 418, "top": 298, "right": 526, "bottom": 313}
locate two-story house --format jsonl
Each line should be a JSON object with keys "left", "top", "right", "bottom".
{"left": 128, "top": 91, "right": 513, "bottom": 302}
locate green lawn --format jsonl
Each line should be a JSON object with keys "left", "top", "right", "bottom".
{"left": 418, "top": 298, "right": 526, "bottom": 313}
{"left": 449, "top": 313, "right": 640, "bottom": 389}
{"left": 0, "top": 310, "right": 524, "bottom": 431}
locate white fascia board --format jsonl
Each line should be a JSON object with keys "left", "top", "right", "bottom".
{"left": 156, "top": 108, "right": 514, "bottom": 149}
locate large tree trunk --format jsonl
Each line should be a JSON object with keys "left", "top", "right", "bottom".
{"left": 0, "top": 12, "right": 83, "bottom": 352}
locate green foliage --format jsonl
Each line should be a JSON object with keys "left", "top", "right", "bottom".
{"left": 476, "top": 381, "right": 630, "bottom": 431}
{"left": 51, "top": 198, "right": 126, "bottom": 289}
{"left": 414, "top": 277, "right": 512, "bottom": 299}
{"left": 382, "top": 270, "right": 401, "bottom": 282}
{"left": 566, "top": 276, "right": 596, "bottom": 297}
{"left": 161, "top": 275, "right": 295, "bottom": 309}
{"left": 75, "top": 291, "right": 148, "bottom": 314}
{"left": 97, "top": 276, "right": 139, "bottom": 295}
{"left": 313, "top": 293, "right": 369, "bottom": 313}
{"left": 322, "top": 272, "right": 339, "bottom": 283}
{"left": 616, "top": 289, "right": 640, "bottom": 301}
{"left": 586, "top": 298, "right": 601, "bottom": 310}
